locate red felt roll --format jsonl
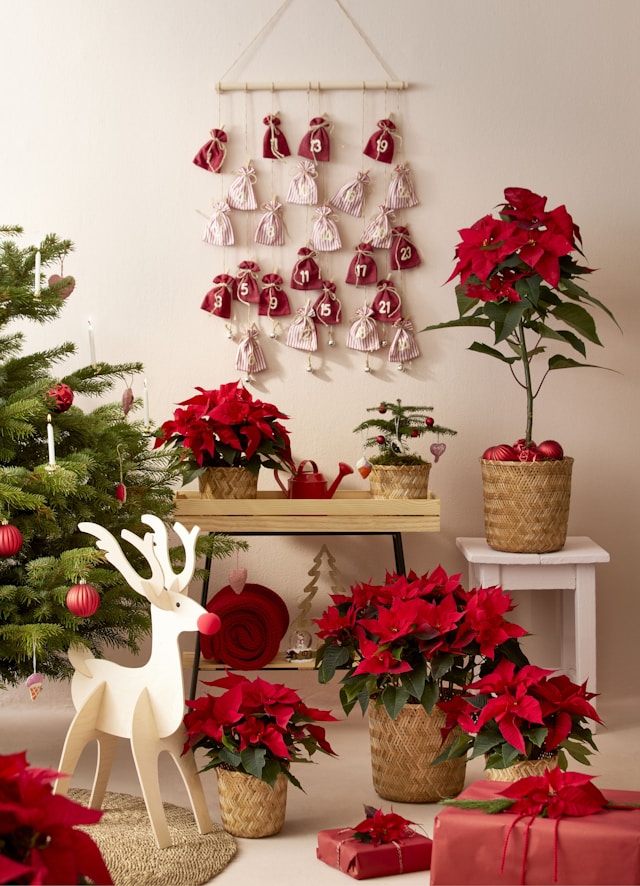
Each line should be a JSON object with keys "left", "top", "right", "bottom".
{"left": 200, "top": 583, "right": 290, "bottom": 670}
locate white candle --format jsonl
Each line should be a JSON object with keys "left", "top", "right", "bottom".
{"left": 143, "top": 379, "right": 150, "bottom": 428}
{"left": 46, "top": 414, "right": 55, "bottom": 466}
{"left": 34, "top": 251, "right": 41, "bottom": 295}
{"left": 88, "top": 319, "right": 97, "bottom": 367}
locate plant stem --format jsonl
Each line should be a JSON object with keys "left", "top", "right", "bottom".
{"left": 519, "top": 319, "right": 534, "bottom": 445}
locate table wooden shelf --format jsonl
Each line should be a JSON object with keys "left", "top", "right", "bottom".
{"left": 182, "top": 650, "right": 316, "bottom": 672}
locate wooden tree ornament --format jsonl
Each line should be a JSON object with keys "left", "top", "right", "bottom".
{"left": 54, "top": 515, "right": 220, "bottom": 849}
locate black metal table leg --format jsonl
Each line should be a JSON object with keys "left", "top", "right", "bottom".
{"left": 189, "top": 554, "right": 211, "bottom": 699}
{"left": 392, "top": 532, "right": 406, "bottom": 575}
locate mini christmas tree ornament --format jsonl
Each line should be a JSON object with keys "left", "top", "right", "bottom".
{"left": 286, "top": 301, "right": 318, "bottom": 352}
{"left": 290, "top": 246, "right": 323, "bottom": 290}
{"left": 200, "top": 273, "right": 234, "bottom": 318}
{"left": 386, "top": 162, "right": 419, "bottom": 209}
{"left": 0, "top": 521, "right": 23, "bottom": 557}
{"left": 193, "top": 127, "right": 228, "bottom": 173}
{"left": 236, "top": 324, "right": 267, "bottom": 380}
{"left": 254, "top": 199, "right": 285, "bottom": 246}
{"left": 347, "top": 304, "right": 380, "bottom": 351}
{"left": 371, "top": 278, "right": 402, "bottom": 322}
{"left": 330, "top": 170, "right": 371, "bottom": 217}
{"left": 234, "top": 260, "right": 261, "bottom": 304}
{"left": 262, "top": 114, "right": 290, "bottom": 159}
{"left": 258, "top": 274, "right": 291, "bottom": 317}
{"left": 44, "top": 383, "right": 74, "bottom": 413}
{"left": 203, "top": 200, "right": 234, "bottom": 246}
{"left": 310, "top": 205, "right": 341, "bottom": 252}
{"left": 430, "top": 442, "right": 447, "bottom": 463}
{"left": 48, "top": 273, "right": 76, "bottom": 299}
{"left": 286, "top": 159, "right": 318, "bottom": 205}
{"left": 362, "top": 205, "right": 396, "bottom": 249}
{"left": 356, "top": 455, "right": 372, "bottom": 478}
{"left": 388, "top": 317, "right": 420, "bottom": 365}
{"left": 66, "top": 580, "right": 100, "bottom": 618}
{"left": 390, "top": 225, "right": 422, "bottom": 270}
{"left": 298, "top": 116, "right": 332, "bottom": 162}
{"left": 227, "top": 164, "right": 258, "bottom": 211}
{"left": 363, "top": 118, "right": 397, "bottom": 164}
{"left": 345, "top": 243, "right": 378, "bottom": 286}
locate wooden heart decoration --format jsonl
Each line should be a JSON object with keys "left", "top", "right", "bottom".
{"left": 48, "top": 274, "right": 76, "bottom": 299}
{"left": 229, "top": 567, "right": 248, "bottom": 594}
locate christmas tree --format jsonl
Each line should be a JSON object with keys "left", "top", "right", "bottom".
{"left": 354, "top": 399, "right": 457, "bottom": 466}
{"left": 0, "top": 226, "right": 239, "bottom": 687}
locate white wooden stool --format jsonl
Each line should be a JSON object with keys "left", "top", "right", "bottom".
{"left": 456, "top": 537, "right": 609, "bottom": 706}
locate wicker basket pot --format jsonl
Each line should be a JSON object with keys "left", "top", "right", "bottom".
{"left": 216, "top": 767, "right": 288, "bottom": 838}
{"left": 485, "top": 754, "right": 557, "bottom": 782}
{"left": 480, "top": 457, "right": 574, "bottom": 553}
{"left": 369, "top": 463, "right": 431, "bottom": 500}
{"left": 198, "top": 466, "right": 258, "bottom": 500}
{"left": 368, "top": 703, "right": 466, "bottom": 803}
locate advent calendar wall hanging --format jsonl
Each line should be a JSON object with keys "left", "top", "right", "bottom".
{"left": 191, "top": 0, "right": 427, "bottom": 379}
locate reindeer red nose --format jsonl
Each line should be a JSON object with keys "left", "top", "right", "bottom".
{"left": 197, "top": 612, "right": 221, "bottom": 636}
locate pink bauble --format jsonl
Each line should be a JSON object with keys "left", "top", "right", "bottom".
{"left": 0, "top": 523, "right": 23, "bottom": 557}
{"left": 66, "top": 582, "right": 100, "bottom": 618}
{"left": 482, "top": 444, "right": 518, "bottom": 461}
{"left": 537, "top": 439, "right": 564, "bottom": 460}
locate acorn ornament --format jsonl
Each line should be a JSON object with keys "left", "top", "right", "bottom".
{"left": 45, "top": 383, "right": 74, "bottom": 414}
{"left": 0, "top": 522, "right": 23, "bottom": 557}
{"left": 66, "top": 581, "right": 100, "bottom": 618}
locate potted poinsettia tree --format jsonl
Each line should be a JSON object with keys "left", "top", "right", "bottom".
{"left": 424, "top": 187, "right": 620, "bottom": 552}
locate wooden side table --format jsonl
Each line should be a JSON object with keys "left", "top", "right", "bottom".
{"left": 455, "top": 537, "right": 609, "bottom": 701}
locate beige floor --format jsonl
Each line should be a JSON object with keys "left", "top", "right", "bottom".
{"left": 1, "top": 672, "right": 638, "bottom": 886}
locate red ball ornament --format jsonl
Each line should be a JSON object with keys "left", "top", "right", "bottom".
{"left": 115, "top": 482, "right": 127, "bottom": 503}
{"left": 537, "top": 439, "right": 564, "bottom": 460}
{"left": 376, "top": 435, "right": 386, "bottom": 444}
{"left": 66, "top": 581, "right": 100, "bottom": 618}
{"left": 482, "top": 444, "right": 518, "bottom": 461}
{"left": 0, "top": 522, "right": 23, "bottom": 557}
{"left": 378, "top": 404, "right": 387, "bottom": 414}
{"left": 425, "top": 416, "right": 435, "bottom": 427}
{"left": 45, "top": 383, "right": 74, "bottom": 414}
{"left": 410, "top": 429, "right": 419, "bottom": 438}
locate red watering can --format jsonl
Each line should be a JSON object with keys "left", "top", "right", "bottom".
{"left": 275, "top": 460, "right": 353, "bottom": 499}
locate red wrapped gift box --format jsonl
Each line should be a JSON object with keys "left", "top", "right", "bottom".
{"left": 317, "top": 827, "right": 432, "bottom": 880}
{"left": 431, "top": 780, "right": 640, "bottom": 885}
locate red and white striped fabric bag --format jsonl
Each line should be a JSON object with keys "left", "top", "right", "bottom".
{"left": 234, "top": 261, "right": 261, "bottom": 304}
{"left": 236, "top": 324, "right": 267, "bottom": 374}
{"left": 263, "top": 114, "right": 291, "bottom": 159}
{"left": 193, "top": 127, "right": 228, "bottom": 174}
{"left": 312, "top": 282, "right": 342, "bottom": 326}
{"left": 203, "top": 201, "right": 234, "bottom": 246}
{"left": 390, "top": 226, "right": 422, "bottom": 270}
{"left": 200, "top": 273, "right": 234, "bottom": 318}
{"left": 361, "top": 205, "right": 395, "bottom": 249}
{"left": 298, "top": 116, "right": 332, "bottom": 162}
{"left": 345, "top": 242, "right": 378, "bottom": 286}
{"left": 310, "top": 205, "right": 341, "bottom": 252}
{"left": 286, "top": 301, "right": 318, "bottom": 351}
{"left": 347, "top": 304, "right": 380, "bottom": 351}
{"left": 388, "top": 317, "right": 420, "bottom": 363}
{"left": 386, "top": 163, "right": 419, "bottom": 209}
{"left": 258, "top": 274, "right": 291, "bottom": 317}
{"left": 290, "top": 246, "right": 323, "bottom": 290}
{"left": 371, "top": 279, "right": 402, "bottom": 323}
{"left": 228, "top": 164, "right": 258, "bottom": 211}
{"left": 362, "top": 118, "right": 397, "bottom": 164}
{"left": 287, "top": 160, "right": 318, "bottom": 205}
{"left": 254, "top": 200, "right": 285, "bottom": 246}
{"left": 330, "top": 170, "right": 370, "bottom": 217}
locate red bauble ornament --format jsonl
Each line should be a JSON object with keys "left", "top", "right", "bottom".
{"left": 45, "top": 383, "right": 74, "bottom": 413}
{"left": 537, "top": 439, "right": 564, "bottom": 460}
{"left": 512, "top": 438, "right": 539, "bottom": 461}
{"left": 115, "top": 482, "right": 127, "bottom": 503}
{"left": 66, "top": 581, "right": 100, "bottom": 618}
{"left": 376, "top": 435, "right": 386, "bottom": 444}
{"left": 378, "top": 404, "right": 387, "bottom": 414}
{"left": 425, "top": 417, "right": 435, "bottom": 427}
{"left": 482, "top": 444, "right": 519, "bottom": 461}
{"left": 0, "top": 522, "right": 23, "bottom": 557}
{"left": 411, "top": 429, "right": 419, "bottom": 438}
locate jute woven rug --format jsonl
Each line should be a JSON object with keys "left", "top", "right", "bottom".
{"left": 69, "top": 789, "right": 237, "bottom": 886}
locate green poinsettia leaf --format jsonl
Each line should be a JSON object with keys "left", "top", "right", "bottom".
{"left": 419, "top": 678, "right": 439, "bottom": 713}
{"left": 317, "top": 643, "right": 350, "bottom": 683}
{"left": 561, "top": 739, "right": 595, "bottom": 766}
{"left": 240, "top": 747, "right": 266, "bottom": 780}
{"left": 400, "top": 660, "right": 427, "bottom": 701}
{"left": 261, "top": 757, "right": 284, "bottom": 787}
{"left": 550, "top": 302, "right": 602, "bottom": 345}
{"left": 381, "top": 684, "right": 411, "bottom": 720}
{"left": 548, "top": 355, "right": 611, "bottom": 371}
{"left": 523, "top": 726, "right": 547, "bottom": 747}
{"left": 421, "top": 316, "right": 492, "bottom": 333}
{"left": 468, "top": 341, "right": 518, "bottom": 364}
{"left": 493, "top": 302, "right": 529, "bottom": 344}
{"left": 433, "top": 732, "right": 473, "bottom": 765}
{"left": 430, "top": 653, "right": 455, "bottom": 682}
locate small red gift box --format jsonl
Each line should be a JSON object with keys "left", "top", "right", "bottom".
{"left": 317, "top": 827, "right": 432, "bottom": 880}
{"left": 430, "top": 780, "right": 640, "bottom": 885}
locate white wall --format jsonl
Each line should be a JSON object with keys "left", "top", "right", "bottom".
{"left": 1, "top": 0, "right": 638, "bottom": 704}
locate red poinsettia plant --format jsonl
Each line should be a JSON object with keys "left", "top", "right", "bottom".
{"left": 154, "top": 380, "right": 294, "bottom": 482}
{"left": 351, "top": 805, "right": 417, "bottom": 846}
{"left": 314, "top": 566, "right": 529, "bottom": 720}
{"left": 0, "top": 750, "right": 112, "bottom": 886}
{"left": 424, "top": 187, "right": 619, "bottom": 449}
{"left": 183, "top": 672, "right": 338, "bottom": 790}
{"left": 436, "top": 657, "right": 603, "bottom": 771}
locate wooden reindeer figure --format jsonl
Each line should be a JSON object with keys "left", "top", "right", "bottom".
{"left": 54, "top": 514, "right": 221, "bottom": 848}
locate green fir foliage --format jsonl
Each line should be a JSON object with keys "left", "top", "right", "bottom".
{"left": 354, "top": 399, "right": 457, "bottom": 466}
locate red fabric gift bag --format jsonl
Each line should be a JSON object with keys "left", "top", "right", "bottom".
{"left": 298, "top": 116, "right": 332, "bottom": 162}
{"left": 290, "top": 246, "right": 323, "bottom": 290}
{"left": 200, "top": 274, "right": 234, "bottom": 318}
{"left": 345, "top": 243, "right": 378, "bottom": 286}
{"left": 263, "top": 114, "right": 291, "bottom": 159}
{"left": 390, "top": 226, "right": 422, "bottom": 270}
{"left": 362, "top": 118, "right": 397, "bottom": 164}
{"left": 193, "top": 127, "right": 227, "bottom": 173}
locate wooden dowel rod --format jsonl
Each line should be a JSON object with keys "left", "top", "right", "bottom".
{"left": 216, "top": 80, "right": 409, "bottom": 93}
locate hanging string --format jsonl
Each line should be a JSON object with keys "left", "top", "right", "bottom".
{"left": 217, "top": 0, "right": 296, "bottom": 86}
{"left": 333, "top": 0, "right": 400, "bottom": 83}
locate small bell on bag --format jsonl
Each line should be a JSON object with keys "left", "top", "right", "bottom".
{"left": 258, "top": 274, "right": 291, "bottom": 317}
{"left": 290, "top": 246, "right": 323, "bottom": 290}
{"left": 193, "top": 127, "right": 228, "bottom": 173}
{"left": 286, "top": 159, "right": 318, "bottom": 205}
{"left": 263, "top": 114, "right": 291, "bottom": 159}
{"left": 386, "top": 162, "right": 419, "bottom": 209}
{"left": 347, "top": 304, "right": 380, "bottom": 352}
{"left": 286, "top": 300, "right": 318, "bottom": 352}
{"left": 330, "top": 170, "right": 370, "bottom": 217}
{"left": 371, "top": 278, "right": 402, "bottom": 323}
{"left": 236, "top": 324, "right": 267, "bottom": 380}
{"left": 203, "top": 201, "right": 234, "bottom": 246}
{"left": 228, "top": 164, "right": 258, "bottom": 211}
{"left": 234, "top": 260, "right": 261, "bottom": 304}
{"left": 310, "top": 205, "right": 341, "bottom": 252}
{"left": 361, "top": 205, "right": 395, "bottom": 249}
{"left": 298, "top": 116, "right": 332, "bottom": 162}
{"left": 255, "top": 199, "right": 285, "bottom": 246}
{"left": 390, "top": 225, "right": 422, "bottom": 270}
{"left": 200, "top": 273, "right": 235, "bottom": 318}
{"left": 388, "top": 317, "right": 420, "bottom": 366}
{"left": 363, "top": 118, "right": 397, "bottom": 164}
{"left": 345, "top": 242, "right": 378, "bottom": 286}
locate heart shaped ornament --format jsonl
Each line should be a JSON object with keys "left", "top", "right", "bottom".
{"left": 48, "top": 274, "right": 76, "bottom": 299}
{"left": 229, "top": 567, "right": 248, "bottom": 594}
{"left": 430, "top": 442, "right": 447, "bottom": 463}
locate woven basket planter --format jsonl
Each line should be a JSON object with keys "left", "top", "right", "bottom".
{"left": 485, "top": 754, "right": 557, "bottom": 782}
{"left": 198, "top": 466, "right": 258, "bottom": 500}
{"left": 369, "top": 463, "right": 431, "bottom": 500}
{"left": 216, "top": 768, "right": 288, "bottom": 838}
{"left": 368, "top": 703, "right": 466, "bottom": 803}
{"left": 480, "top": 457, "right": 574, "bottom": 553}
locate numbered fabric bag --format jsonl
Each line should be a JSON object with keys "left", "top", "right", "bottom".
{"left": 287, "top": 159, "right": 318, "bottom": 205}
{"left": 386, "top": 162, "right": 419, "bottom": 209}
{"left": 263, "top": 114, "right": 291, "bottom": 159}
{"left": 290, "top": 246, "right": 323, "bottom": 290}
{"left": 390, "top": 226, "right": 422, "bottom": 270}
{"left": 236, "top": 324, "right": 267, "bottom": 375}
{"left": 347, "top": 304, "right": 380, "bottom": 351}
{"left": 203, "top": 201, "right": 234, "bottom": 246}
{"left": 371, "top": 279, "right": 402, "bottom": 323}
{"left": 234, "top": 260, "right": 261, "bottom": 304}
{"left": 388, "top": 317, "right": 420, "bottom": 363}
{"left": 286, "top": 301, "right": 318, "bottom": 351}
{"left": 193, "top": 127, "right": 228, "bottom": 173}
{"left": 228, "top": 164, "right": 258, "bottom": 211}
{"left": 310, "top": 205, "right": 341, "bottom": 252}
{"left": 363, "top": 118, "right": 397, "bottom": 164}
{"left": 345, "top": 243, "right": 378, "bottom": 286}
{"left": 200, "top": 273, "right": 234, "bottom": 318}
{"left": 258, "top": 274, "right": 291, "bottom": 317}
{"left": 312, "top": 282, "right": 342, "bottom": 326}
{"left": 330, "top": 170, "right": 370, "bottom": 217}
{"left": 255, "top": 200, "right": 285, "bottom": 246}
{"left": 298, "top": 116, "right": 332, "bottom": 162}
{"left": 361, "top": 205, "right": 395, "bottom": 249}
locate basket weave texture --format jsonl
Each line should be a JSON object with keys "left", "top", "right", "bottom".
{"left": 369, "top": 703, "right": 466, "bottom": 802}
{"left": 369, "top": 463, "right": 431, "bottom": 500}
{"left": 198, "top": 467, "right": 258, "bottom": 500}
{"left": 485, "top": 755, "right": 557, "bottom": 782}
{"left": 216, "top": 768, "right": 288, "bottom": 838}
{"left": 480, "top": 457, "right": 573, "bottom": 553}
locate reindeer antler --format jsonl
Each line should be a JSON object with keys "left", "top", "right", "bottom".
{"left": 140, "top": 515, "right": 200, "bottom": 594}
